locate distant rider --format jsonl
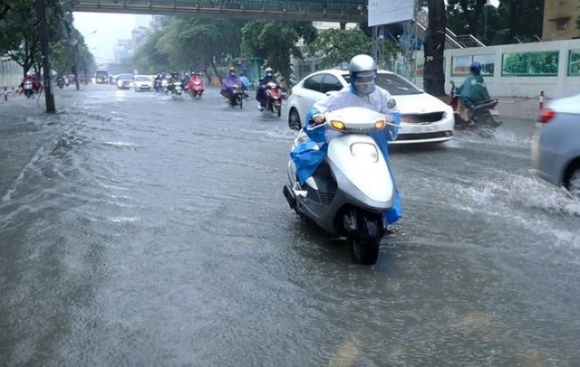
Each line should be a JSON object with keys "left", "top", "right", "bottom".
{"left": 256, "top": 67, "right": 275, "bottom": 111}
{"left": 220, "top": 67, "right": 241, "bottom": 100}
{"left": 239, "top": 71, "right": 250, "bottom": 97}
{"left": 455, "top": 61, "right": 492, "bottom": 124}
{"left": 183, "top": 73, "right": 191, "bottom": 88}
{"left": 167, "top": 71, "right": 180, "bottom": 91}
{"left": 291, "top": 54, "right": 403, "bottom": 225}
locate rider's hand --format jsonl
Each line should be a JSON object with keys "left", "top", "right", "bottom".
{"left": 312, "top": 114, "right": 325, "bottom": 125}
{"left": 384, "top": 114, "right": 393, "bottom": 123}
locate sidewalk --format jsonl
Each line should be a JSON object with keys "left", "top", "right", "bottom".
{"left": 496, "top": 96, "right": 544, "bottom": 121}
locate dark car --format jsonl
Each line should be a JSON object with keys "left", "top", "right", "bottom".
{"left": 116, "top": 74, "right": 133, "bottom": 89}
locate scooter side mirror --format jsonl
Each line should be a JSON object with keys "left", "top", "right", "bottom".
{"left": 387, "top": 99, "right": 397, "bottom": 109}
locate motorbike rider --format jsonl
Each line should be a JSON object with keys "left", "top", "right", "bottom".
{"left": 239, "top": 71, "right": 250, "bottom": 97}
{"left": 220, "top": 66, "right": 242, "bottom": 100}
{"left": 455, "top": 61, "right": 492, "bottom": 125}
{"left": 20, "top": 74, "right": 41, "bottom": 94}
{"left": 292, "top": 54, "right": 403, "bottom": 225}
{"left": 256, "top": 67, "right": 275, "bottom": 111}
{"left": 182, "top": 73, "right": 190, "bottom": 89}
{"left": 166, "top": 71, "right": 180, "bottom": 91}
{"left": 154, "top": 73, "right": 162, "bottom": 91}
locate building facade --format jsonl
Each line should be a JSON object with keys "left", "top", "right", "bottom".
{"left": 543, "top": 0, "right": 580, "bottom": 40}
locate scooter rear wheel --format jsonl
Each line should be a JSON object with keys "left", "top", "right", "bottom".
{"left": 349, "top": 216, "right": 380, "bottom": 265}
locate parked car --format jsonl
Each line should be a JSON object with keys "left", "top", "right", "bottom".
{"left": 286, "top": 68, "right": 455, "bottom": 144}
{"left": 132, "top": 75, "right": 153, "bottom": 92}
{"left": 116, "top": 74, "right": 133, "bottom": 89}
{"left": 532, "top": 94, "right": 580, "bottom": 198}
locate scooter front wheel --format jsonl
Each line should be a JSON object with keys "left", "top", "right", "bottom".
{"left": 349, "top": 215, "right": 380, "bottom": 265}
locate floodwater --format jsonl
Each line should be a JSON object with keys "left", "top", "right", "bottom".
{"left": 1, "top": 85, "right": 579, "bottom": 366}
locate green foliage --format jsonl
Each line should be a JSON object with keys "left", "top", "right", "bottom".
{"left": 577, "top": 0, "right": 580, "bottom": 30}
{"left": 241, "top": 20, "right": 317, "bottom": 84}
{"left": 50, "top": 28, "right": 93, "bottom": 76}
{"left": 444, "top": 0, "right": 543, "bottom": 45}
{"left": 131, "top": 30, "right": 170, "bottom": 74}
{"left": 0, "top": 0, "right": 90, "bottom": 76}
{"left": 308, "top": 28, "right": 371, "bottom": 69}
{"left": 306, "top": 28, "right": 402, "bottom": 70}
{"left": 130, "top": 17, "right": 246, "bottom": 75}
{"left": 446, "top": 0, "right": 488, "bottom": 38}
{"left": 382, "top": 40, "right": 404, "bottom": 70}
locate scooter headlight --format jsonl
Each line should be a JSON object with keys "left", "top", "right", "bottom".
{"left": 330, "top": 120, "right": 346, "bottom": 131}
{"left": 350, "top": 143, "right": 378, "bottom": 162}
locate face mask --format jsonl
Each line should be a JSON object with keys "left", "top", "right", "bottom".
{"left": 230, "top": 72, "right": 235, "bottom": 75}
{"left": 353, "top": 75, "right": 376, "bottom": 95}
{"left": 266, "top": 73, "right": 272, "bottom": 77}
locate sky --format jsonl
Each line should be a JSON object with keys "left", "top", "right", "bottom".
{"left": 73, "top": 12, "right": 152, "bottom": 64}
{"left": 74, "top": 1, "right": 500, "bottom": 64}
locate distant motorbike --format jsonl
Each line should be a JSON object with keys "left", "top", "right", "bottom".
{"left": 261, "top": 81, "right": 283, "bottom": 117}
{"left": 161, "top": 78, "right": 170, "bottom": 94}
{"left": 56, "top": 77, "right": 65, "bottom": 89}
{"left": 170, "top": 81, "right": 183, "bottom": 97}
{"left": 449, "top": 81, "right": 502, "bottom": 138}
{"left": 227, "top": 83, "right": 244, "bottom": 108}
{"left": 154, "top": 78, "right": 163, "bottom": 93}
{"left": 188, "top": 75, "right": 205, "bottom": 99}
{"left": 22, "top": 80, "right": 34, "bottom": 98}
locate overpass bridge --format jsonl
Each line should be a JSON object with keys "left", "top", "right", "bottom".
{"left": 69, "top": 0, "right": 368, "bottom": 22}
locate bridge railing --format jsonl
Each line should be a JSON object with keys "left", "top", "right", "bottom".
{"left": 70, "top": 0, "right": 368, "bottom": 22}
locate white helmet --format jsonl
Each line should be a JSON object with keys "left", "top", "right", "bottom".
{"left": 348, "top": 54, "right": 377, "bottom": 96}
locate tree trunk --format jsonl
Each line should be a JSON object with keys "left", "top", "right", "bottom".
{"left": 423, "top": 0, "right": 446, "bottom": 96}
{"left": 508, "top": 0, "right": 518, "bottom": 41}
{"left": 463, "top": 0, "right": 486, "bottom": 38}
{"left": 210, "top": 54, "right": 219, "bottom": 77}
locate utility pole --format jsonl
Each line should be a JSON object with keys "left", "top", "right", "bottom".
{"left": 35, "top": 0, "right": 56, "bottom": 113}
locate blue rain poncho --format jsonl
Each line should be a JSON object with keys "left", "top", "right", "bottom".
{"left": 290, "top": 85, "right": 403, "bottom": 224}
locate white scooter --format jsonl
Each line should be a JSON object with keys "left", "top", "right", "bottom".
{"left": 283, "top": 106, "right": 397, "bottom": 265}
{"left": 172, "top": 81, "right": 183, "bottom": 97}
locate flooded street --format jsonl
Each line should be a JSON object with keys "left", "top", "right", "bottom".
{"left": 1, "top": 85, "right": 579, "bottom": 366}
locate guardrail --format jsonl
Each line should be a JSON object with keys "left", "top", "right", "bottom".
{"left": 69, "top": 0, "right": 368, "bottom": 22}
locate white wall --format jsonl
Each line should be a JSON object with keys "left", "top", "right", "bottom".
{"left": 410, "top": 39, "right": 580, "bottom": 99}
{"left": 0, "top": 59, "right": 23, "bottom": 89}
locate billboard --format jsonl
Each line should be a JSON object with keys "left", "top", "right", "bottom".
{"left": 452, "top": 55, "right": 473, "bottom": 76}
{"left": 501, "top": 51, "right": 559, "bottom": 76}
{"left": 369, "top": 0, "right": 415, "bottom": 27}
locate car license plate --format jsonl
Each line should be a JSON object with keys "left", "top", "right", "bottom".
{"left": 489, "top": 109, "right": 499, "bottom": 116}
{"left": 414, "top": 125, "right": 437, "bottom": 133}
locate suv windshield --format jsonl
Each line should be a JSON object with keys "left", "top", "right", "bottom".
{"left": 118, "top": 74, "right": 133, "bottom": 80}
{"left": 341, "top": 73, "right": 423, "bottom": 95}
{"left": 135, "top": 76, "right": 150, "bottom": 82}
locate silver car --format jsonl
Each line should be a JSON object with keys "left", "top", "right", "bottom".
{"left": 532, "top": 94, "right": 580, "bottom": 197}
